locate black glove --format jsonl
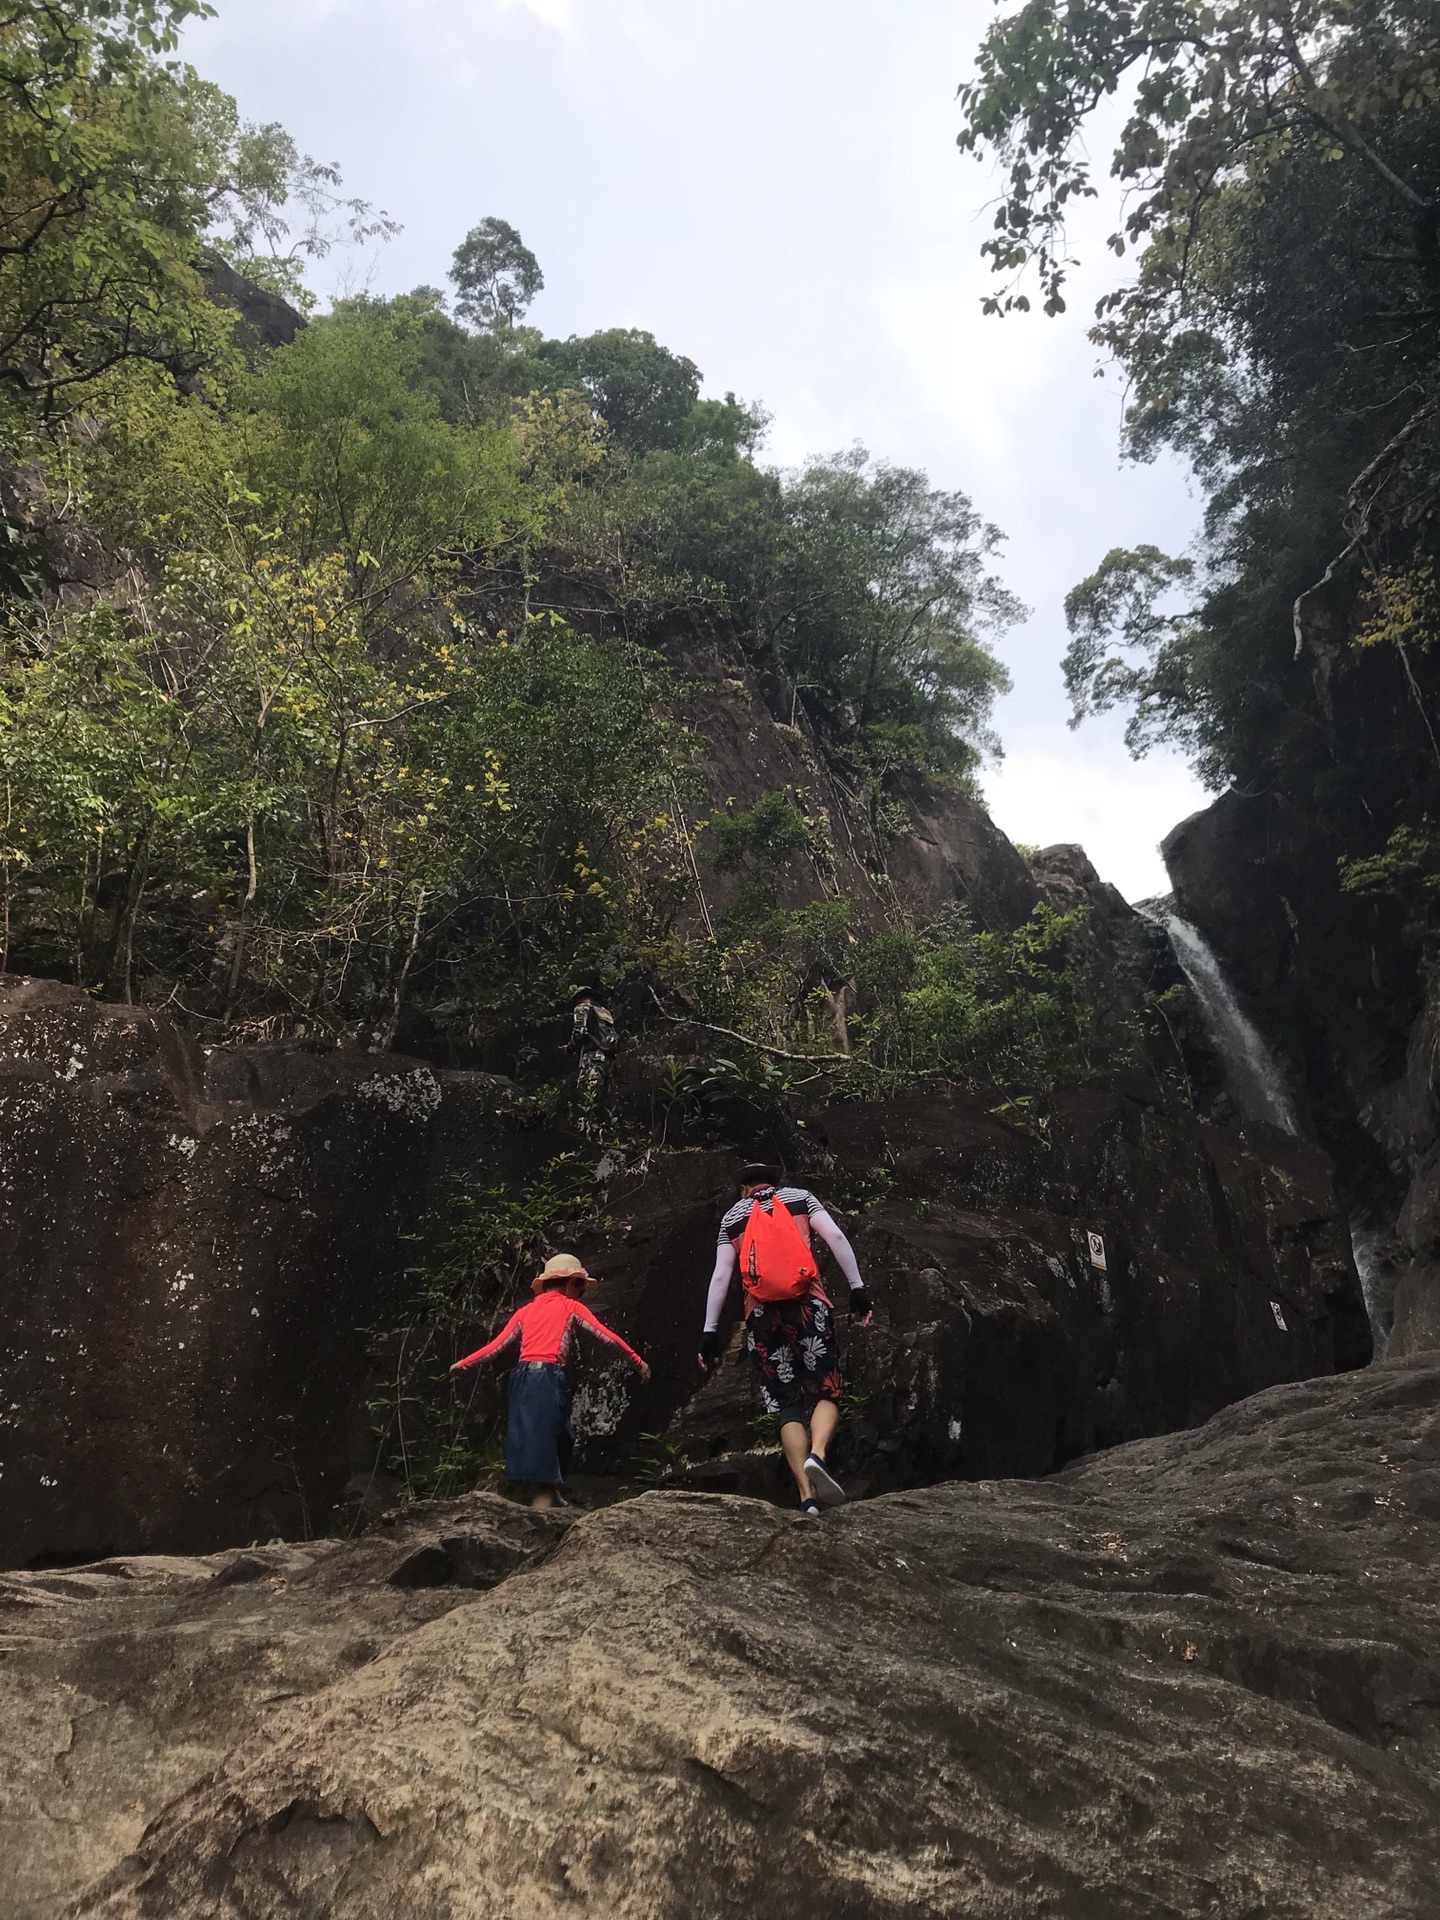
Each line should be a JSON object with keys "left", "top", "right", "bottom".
{"left": 849, "top": 1288, "right": 872, "bottom": 1318}
{"left": 698, "top": 1329, "right": 721, "bottom": 1365}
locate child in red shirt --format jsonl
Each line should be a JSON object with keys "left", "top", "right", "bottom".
{"left": 451, "top": 1252, "right": 649, "bottom": 1509}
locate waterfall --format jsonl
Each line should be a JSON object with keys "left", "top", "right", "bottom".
{"left": 1141, "top": 905, "right": 1300, "bottom": 1135}
{"left": 1348, "top": 1222, "right": 1398, "bottom": 1360}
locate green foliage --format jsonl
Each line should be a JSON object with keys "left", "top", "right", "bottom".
{"left": 855, "top": 904, "right": 1091, "bottom": 1084}
{"left": 0, "top": 0, "right": 227, "bottom": 434}
{"left": 0, "top": 295, "right": 683, "bottom": 1018}
{"left": 532, "top": 328, "right": 701, "bottom": 455}
{"left": 617, "top": 445, "right": 1020, "bottom": 779}
{"left": 450, "top": 217, "right": 544, "bottom": 331}
{"left": 960, "top": 0, "right": 1440, "bottom": 793}
{"left": 0, "top": 28, "right": 1022, "bottom": 1060}
{"left": 191, "top": 82, "right": 398, "bottom": 310}
{"left": 769, "top": 450, "right": 1019, "bottom": 773}
{"left": 712, "top": 789, "right": 814, "bottom": 873}
{"left": 1062, "top": 545, "right": 1210, "bottom": 764}
{"left": 1339, "top": 822, "right": 1440, "bottom": 911}
{"left": 958, "top": 0, "right": 1440, "bottom": 323}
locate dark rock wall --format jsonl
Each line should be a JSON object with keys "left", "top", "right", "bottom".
{"left": 0, "top": 973, "right": 1368, "bottom": 1568}
{"left": 668, "top": 631, "right": 1040, "bottom": 940}
{"left": 0, "top": 978, "right": 535, "bottom": 1567}
{"left": 1162, "top": 639, "right": 1440, "bottom": 1356}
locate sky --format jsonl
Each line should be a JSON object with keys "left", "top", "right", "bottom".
{"left": 182, "top": 0, "right": 1212, "bottom": 902}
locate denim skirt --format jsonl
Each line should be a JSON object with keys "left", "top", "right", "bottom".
{"left": 505, "top": 1361, "right": 574, "bottom": 1485}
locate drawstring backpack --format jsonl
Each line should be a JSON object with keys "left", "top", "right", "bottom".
{"left": 737, "top": 1189, "right": 819, "bottom": 1304}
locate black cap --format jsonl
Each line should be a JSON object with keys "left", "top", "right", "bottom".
{"left": 739, "top": 1161, "right": 779, "bottom": 1188}
{"left": 571, "top": 984, "right": 605, "bottom": 1007}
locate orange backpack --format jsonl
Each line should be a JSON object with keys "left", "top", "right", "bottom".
{"left": 737, "top": 1191, "right": 819, "bottom": 1304}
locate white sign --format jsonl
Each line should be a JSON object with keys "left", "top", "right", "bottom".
{"left": 1087, "top": 1232, "right": 1108, "bottom": 1272}
{"left": 1270, "top": 1300, "right": 1288, "bottom": 1332}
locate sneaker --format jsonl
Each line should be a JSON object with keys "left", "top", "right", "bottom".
{"left": 799, "top": 1496, "right": 823, "bottom": 1517}
{"left": 804, "top": 1454, "right": 846, "bottom": 1507}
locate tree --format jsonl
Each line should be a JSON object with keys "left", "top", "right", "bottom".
{"left": 958, "top": 0, "right": 1440, "bottom": 322}
{"left": 189, "top": 81, "right": 399, "bottom": 311}
{"left": 449, "top": 218, "right": 544, "bottom": 331}
{"left": 0, "top": 0, "right": 224, "bottom": 431}
{"left": 534, "top": 327, "right": 702, "bottom": 455}
{"left": 958, "top": 0, "right": 1440, "bottom": 786}
{"left": 768, "top": 450, "right": 1019, "bottom": 776}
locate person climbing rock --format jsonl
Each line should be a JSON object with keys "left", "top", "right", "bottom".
{"left": 569, "top": 986, "right": 617, "bottom": 1127}
{"left": 450, "top": 1253, "right": 649, "bottom": 1510}
{"left": 697, "top": 1162, "right": 872, "bottom": 1516}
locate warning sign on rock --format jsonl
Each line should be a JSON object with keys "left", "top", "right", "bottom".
{"left": 1087, "top": 1231, "right": 1108, "bottom": 1272}
{"left": 1270, "top": 1300, "right": 1288, "bottom": 1332}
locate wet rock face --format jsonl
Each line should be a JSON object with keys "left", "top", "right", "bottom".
{"left": 665, "top": 1084, "right": 1370, "bottom": 1497}
{"left": 1164, "top": 777, "right": 1440, "bottom": 1358}
{"left": 4, "top": 1361, "right": 1438, "bottom": 1920}
{"left": 0, "top": 977, "right": 525, "bottom": 1569}
{"left": 0, "top": 977, "right": 1369, "bottom": 1567}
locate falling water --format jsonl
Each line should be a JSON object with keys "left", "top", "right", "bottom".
{"left": 1142, "top": 906, "right": 1301, "bottom": 1135}
{"left": 1348, "top": 1222, "right": 1398, "bottom": 1360}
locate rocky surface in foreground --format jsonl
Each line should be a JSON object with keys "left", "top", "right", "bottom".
{"left": 4, "top": 1359, "right": 1438, "bottom": 1919}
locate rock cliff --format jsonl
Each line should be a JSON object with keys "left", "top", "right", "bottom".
{"left": 0, "top": 964, "right": 1368, "bottom": 1568}
{"left": 3, "top": 1358, "right": 1437, "bottom": 1920}
{"left": 1162, "top": 636, "right": 1440, "bottom": 1358}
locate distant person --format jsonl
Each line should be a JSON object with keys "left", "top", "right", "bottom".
{"left": 451, "top": 1253, "right": 649, "bottom": 1510}
{"left": 569, "top": 985, "right": 617, "bottom": 1127}
{"left": 697, "top": 1162, "right": 872, "bottom": 1516}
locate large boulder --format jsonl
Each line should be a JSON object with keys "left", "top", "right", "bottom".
{"left": 0, "top": 977, "right": 535, "bottom": 1568}
{"left": 661, "top": 1083, "right": 1370, "bottom": 1497}
{"left": 3, "top": 1359, "right": 1437, "bottom": 1919}
{"left": 0, "top": 977, "right": 1370, "bottom": 1568}
{"left": 668, "top": 632, "right": 1040, "bottom": 940}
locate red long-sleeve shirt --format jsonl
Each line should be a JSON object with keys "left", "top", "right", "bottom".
{"left": 452, "top": 1290, "right": 645, "bottom": 1372}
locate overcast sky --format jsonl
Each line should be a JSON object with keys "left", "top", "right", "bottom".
{"left": 184, "top": 0, "right": 1211, "bottom": 901}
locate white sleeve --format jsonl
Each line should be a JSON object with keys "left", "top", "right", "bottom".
{"left": 810, "top": 1208, "right": 864, "bottom": 1290}
{"left": 703, "top": 1241, "right": 737, "bottom": 1333}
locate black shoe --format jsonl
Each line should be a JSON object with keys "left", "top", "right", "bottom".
{"left": 804, "top": 1453, "right": 846, "bottom": 1507}
{"left": 799, "top": 1496, "right": 822, "bottom": 1517}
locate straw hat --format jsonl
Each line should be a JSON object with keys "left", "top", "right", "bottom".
{"left": 532, "top": 1252, "right": 592, "bottom": 1293}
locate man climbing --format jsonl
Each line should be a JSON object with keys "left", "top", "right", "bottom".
{"left": 450, "top": 1253, "right": 649, "bottom": 1510}
{"left": 569, "top": 985, "right": 617, "bottom": 1126}
{"left": 697, "top": 1162, "right": 872, "bottom": 1516}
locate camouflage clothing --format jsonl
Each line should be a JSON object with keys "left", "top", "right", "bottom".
{"left": 572, "top": 998, "right": 616, "bottom": 1115}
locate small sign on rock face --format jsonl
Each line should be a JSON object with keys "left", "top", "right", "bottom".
{"left": 1270, "top": 1300, "right": 1289, "bottom": 1332}
{"left": 1087, "top": 1232, "right": 1108, "bottom": 1272}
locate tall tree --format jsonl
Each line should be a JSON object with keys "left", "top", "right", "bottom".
{"left": 959, "top": 0, "right": 1440, "bottom": 784}
{"left": 534, "top": 328, "right": 701, "bottom": 455}
{"left": 449, "top": 218, "right": 544, "bottom": 330}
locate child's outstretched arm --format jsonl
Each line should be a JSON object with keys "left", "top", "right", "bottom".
{"left": 450, "top": 1306, "right": 524, "bottom": 1374}
{"left": 572, "top": 1302, "right": 650, "bottom": 1381}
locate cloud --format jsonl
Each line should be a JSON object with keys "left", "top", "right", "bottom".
{"left": 982, "top": 736, "right": 1209, "bottom": 903}
{"left": 490, "top": 0, "right": 579, "bottom": 29}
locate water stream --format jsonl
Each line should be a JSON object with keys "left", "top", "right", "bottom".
{"left": 1141, "top": 905, "right": 1300, "bottom": 1135}
{"left": 1141, "top": 905, "right": 1396, "bottom": 1355}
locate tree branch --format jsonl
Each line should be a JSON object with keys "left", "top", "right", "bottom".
{"left": 1292, "top": 398, "right": 1438, "bottom": 658}
{"left": 647, "top": 992, "right": 850, "bottom": 1064}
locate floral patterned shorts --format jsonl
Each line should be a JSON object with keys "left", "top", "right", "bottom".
{"left": 745, "top": 1294, "right": 844, "bottom": 1428}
